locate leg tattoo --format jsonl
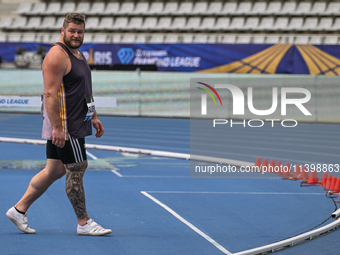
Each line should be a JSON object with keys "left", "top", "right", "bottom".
{"left": 65, "top": 160, "right": 89, "bottom": 221}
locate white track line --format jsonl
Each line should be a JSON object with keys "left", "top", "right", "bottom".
{"left": 111, "top": 170, "right": 123, "bottom": 177}
{"left": 0, "top": 137, "right": 254, "bottom": 167}
{"left": 144, "top": 190, "right": 340, "bottom": 255}
{"left": 232, "top": 219, "right": 340, "bottom": 255}
{"left": 119, "top": 175, "right": 188, "bottom": 178}
{"left": 3, "top": 137, "right": 339, "bottom": 253}
{"left": 86, "top": 151, "right": 98, "bottom": 160}
{"left": 141, "top": 191, "right": 232, "bottom": 255}
{"left": 85, "top": 151, "right": 120, "bottom": 176}
{"left": 144, "top": 191, "right": 325, "bottom": 195}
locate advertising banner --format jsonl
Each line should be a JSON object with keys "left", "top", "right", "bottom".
{"left": 1, "top": 42, "right": 340, "bottom": 74}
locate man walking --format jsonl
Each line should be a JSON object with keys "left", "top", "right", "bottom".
{"left": 6, "top": 13, "right": 112, "bottom": 236}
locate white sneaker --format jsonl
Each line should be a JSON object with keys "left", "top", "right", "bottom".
{"left": 77, "top": 219, "right": 112, "bottom": 236}
{"left": 6, "top": 207, "right": 36, "bottom": 234}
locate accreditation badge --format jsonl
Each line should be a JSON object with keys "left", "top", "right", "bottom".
{"left": 84, "top": 96, "right": 95, "bottom": 121}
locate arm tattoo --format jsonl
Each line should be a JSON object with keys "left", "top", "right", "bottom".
{"left": 65, "top": 160, "right": 89, "bottom": 220}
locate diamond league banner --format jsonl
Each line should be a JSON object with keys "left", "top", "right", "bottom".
{"left": 1, "top": 42, "right": 340, "bottom": 74}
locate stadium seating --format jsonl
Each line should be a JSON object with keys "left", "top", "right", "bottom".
{"left": 176, "top": 2, "right": 193, "bottom": 15}
{"left": 127, "top": 17, "right": 143, "bottom": 30}
{"left": 0, "top": 17, "right": 13, "bottom": 30}
{"left": 191, "top": 2, "right": 208, "bottom": 15}
{"left": 142, "top": 17, "right": 158, "bottom": 30}
{"left": 242, "top": 17, "right": 260, "bottom": 31}
{"left": 309, "top": 35, "right": 323, "bottom": 44}
{"left": 0, "top": 0, "right": 339, "bottom": 44}
{"left": 272, "top": 17, "right": 289, "bottom": 31}
{"left": 280, "top": 2, "right": 297, "bottom": 15}
{"left": 317, "top": 18, "right": 333, "bottom": 31}
{"left": 171, "top": 17, "right": 187, "bottom": 30}
{"left": 294, "top": 2, "right": 312, "bottom": 15}
{"left": 221, "top": 2, "right": 238, "bottom": 15}
{"left": 253, "top": 35, "right": 265, "bottom": 44}
{"left": 294, "top": 35, "right": 309, "bottom": 44}
{"left": 162, "top": 2, "right": 178, "bottom": 15}
{"left": 235, "top": 2, "right": 252, "bottom": 15}
{"left": 256, "top": 17, "right": 275, "bottom": 31}
{"left": 155, "top": 17, "right": 172, "bottom": 30}
{"left": 92, "top": 33, "right": 109, "bottom": 43}
{"left": 112, "top": 17, "right": 129, "bottom": 30}
{"left": 118, "top": 2, "right": 135, "bottom": 15}
{"left": 59, "top": 3, "right": 76, "bottom": 16}
{"left": 324, "top": 2, "right": 340, "bottom": 15}
{"left": 23, "top": 17, "right": 41, "bottom": 30}
{"left": 7, "top": 17, "right": 27, "bottom": 30}
{"left": 182, "top": 34, "right": 193, "bottom": 43}
{"left": 265, "top": 2, "right": 282, "bottom": 15}
{"left": 75, "top": 2, "right": 91, "bottom": 14}
{"left": 121, "top": 33, "right": 136, "bottom": 43}
{"left": 135, "top": 33, "right": 147, "bottom": 43}
{"left": 236, "top": 35, "right": 252, "bottom": 44}
{"left": 199, "top": 18, "right": 215, "bottom": 31}
{"left": 0, "top": 32, "right": 6, "bottom": 42}
{"left": 14, "top": 2, "right": 32, "bottom": 15}
{"left": 28, "top": 3, "right": 46, "bottom": 16}
{"left": 324, "top": 35, "right": 339, "bottom": 44}
{"left": 299, "top": 18, "right": 319, "bottom": 31}
{"left": 102, "top": 3, "right": 120, "bottom": 15}
{"left": 97, "top": 17, "right": 114, "bottom": 30}
{"left": 221, "top": 34, "right": 236, "bottom": 44}
{"left": 85, "top": 17, "right": 100, "bottom": 31}
{"left": 206, "top": 2, "right": 222, "bottom": 15}
{"left": 86, "top": 2, "right": 105, "bottom": 15}
{"left": 149, "top": 33, "right": 164, "bottom": 43}
{"left": 331, "top": 18, "right": 340, "bottom": 31}
{"left": 7, "top": 32, "right": 22, "bottom": 42}
{"left": 185, "top": 17, "right": 201, "bottom": 30}
{"left": 44, "top": 3, "right": 61, "bottom": 15}
{"left": 132, "top": 2, "right": 149, "bottom": 15}
{"left": 164, "top": 33, "right": 179, "bottom": 43}
{"left": 21, "top": 32, "right": 37, "bottom": 42}
{"left": 309, "top": 2, "right": 326, "bottom": 14}
{"left": 147, "top": 2, "right": 164, "bottom": 15}
{"left": 213, "top": 17, "right": 230, "bottom": 31}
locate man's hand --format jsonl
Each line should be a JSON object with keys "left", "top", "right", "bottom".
{"left": 52, "top": 127, "right": 65, "bottom": 148}
{"left": 91, "top": 118, "right": 104, "bottom": 138}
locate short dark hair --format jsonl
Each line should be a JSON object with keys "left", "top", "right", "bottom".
{"left": 63, "top": 13, "right": 86, "bottom": 29}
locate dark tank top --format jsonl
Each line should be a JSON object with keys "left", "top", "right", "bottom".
{"left": 42, "top": 42, "right": 92, "bottom": 140}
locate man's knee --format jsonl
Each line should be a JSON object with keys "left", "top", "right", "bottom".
{"left": 45, "top": 159, "right": 66, "bottom": 180}
{"left": 65, "top": 160, "right": 88, "bottom": 172}
{"left": 54, "top": 167, "right": 66, "bottom": 179}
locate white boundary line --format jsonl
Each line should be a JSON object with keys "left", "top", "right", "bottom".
{"left": 0, "top": 137, "right": 46, "bottom": 145}
{"left": 0, "top": 137, "right": 254, "bottom": 167}
{"left": 86, "top": 150, "right": 120, "bottom": 176}
{"left": 145, "top": 191, "right": 325, "bottom": 195}
{"left": 141, "top": 191, "right": 232, "bottom": 255}
{"left": 86, "top": 151, "right": 98, "bottom": 160}
{"left": 3, "top": 136, "right": 340, "bottom": 254}
{"left": 143, "top": 190, "right": 340, "bottom": 255}
{"left": 232, "top": 219, "right": 340, "bottom": 255}
{"left": 111, "top": 170, "right": 123, "bottom": 177}
{"left": 120, "top": 175, "right": 188, "bottom": 178}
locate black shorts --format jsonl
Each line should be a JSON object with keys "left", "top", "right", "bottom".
{"left": 46, "top": 136, "right": 87, "bottom": 164}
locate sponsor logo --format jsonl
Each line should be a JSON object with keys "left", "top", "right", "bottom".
{"left": 117, "top": 48, "right": 135, "bottom": 64}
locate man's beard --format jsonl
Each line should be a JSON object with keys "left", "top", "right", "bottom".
{"left": 63, "top": 34, "right": 83, "bottom": 49}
